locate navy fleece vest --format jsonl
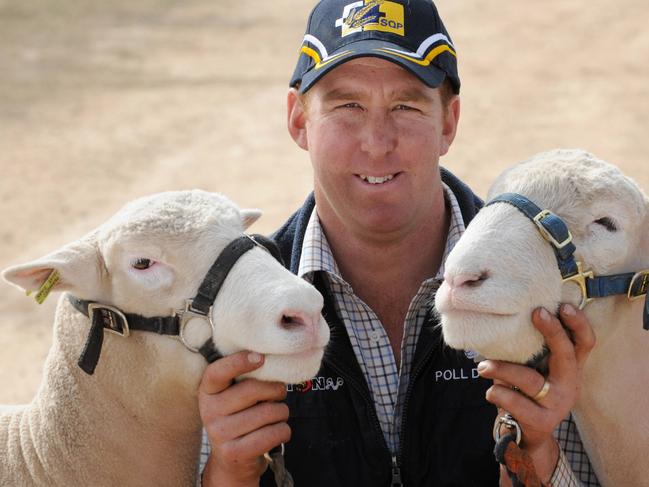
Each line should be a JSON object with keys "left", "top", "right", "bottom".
{"left": 263, "top": 168, "right": 499, "bottom": 486}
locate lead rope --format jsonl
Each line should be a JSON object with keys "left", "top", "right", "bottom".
{"left": 264, "top": 444, "right": 294, "bottom": 487}
{"left": 493, "top": 413, "right": 549, "bottom": 487}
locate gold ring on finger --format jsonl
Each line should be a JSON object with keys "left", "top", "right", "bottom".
{"left": 532, "top": 379, "right": 550, "bottom": 402}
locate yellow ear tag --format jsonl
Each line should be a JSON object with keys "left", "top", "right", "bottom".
{"left": 33, "top": 270, "right": 60, "bottom": 304}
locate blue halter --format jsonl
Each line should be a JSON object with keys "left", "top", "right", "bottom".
{"left": 485, "top": 193, "right": 649, "bottom": 330}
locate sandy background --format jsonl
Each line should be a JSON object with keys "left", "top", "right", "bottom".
{"left": 1, "top": 0, "right": 648, "bottom": 404}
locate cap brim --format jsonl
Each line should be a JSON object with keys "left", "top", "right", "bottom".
{"left": 296, "top": 39, "right": 450, "bottom": 94}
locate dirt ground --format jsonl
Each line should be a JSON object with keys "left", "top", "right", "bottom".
{"left": 1, "top": 0, "right": 648, "bottom": 403}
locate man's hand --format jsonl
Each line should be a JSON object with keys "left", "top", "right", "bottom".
{"left": 198, "top": 351, "right": 291, "bottom": 487}
{"left": 477, "top": 304, "right": 596, "bottom": 483}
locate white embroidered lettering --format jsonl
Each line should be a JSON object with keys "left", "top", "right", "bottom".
{"left": 434, "top": 368, "right": 480, "bottom": 382}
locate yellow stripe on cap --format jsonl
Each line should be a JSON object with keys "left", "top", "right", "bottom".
{"left": 301, "top": 47, "right": 355, "bottom": 70}
{"left": 300, "top": 46, "right": 322, "bottom": 65}
{"left": 315, "top": 50, "right": 354, "bottom": 69}
{"left": 374, "top": 44, "right": 456, "bottom": 67}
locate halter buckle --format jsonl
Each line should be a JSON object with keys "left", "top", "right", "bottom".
{"left": 628, "top": 270, "right": 649, "bottom": 300}
{"left": 533, "top": 210, "right": 573, "bottom": 249}
{"left": 176, "top": 300, "right": 214, "bottom": 353}
{"left": 88, "top": 303, "right": 130, "bottom": 337}
{"left": 493, "top": 413, "right": 522, "bottom": 445}
{"left": 562, "top": 261, "right": 594, "bottom": 309}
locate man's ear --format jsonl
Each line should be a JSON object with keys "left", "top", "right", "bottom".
{"left": 241, "top": 209, "right": 262, "bottom": 230}
{"left": 287, "top": 88, "right": 309, "bottom": 150}
{"left": 440, "top": 95, "right": 460, "bottom": 157}
{"left": 2, "top": 236, "right": 106, "bottom": 302}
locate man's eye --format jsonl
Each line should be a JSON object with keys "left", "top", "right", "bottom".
{"left": 340, "top": 102, "right": 361, "bottom": 109}
{"left": 394, "top": 104, "right": 416, "bottom": 111}
{"left": 132, "top": 258, "right": 154, "bottom": 270}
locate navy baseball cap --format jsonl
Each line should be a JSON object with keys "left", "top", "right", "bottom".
{"left": 290, "top": 0, "right": 460, "bottom": 94}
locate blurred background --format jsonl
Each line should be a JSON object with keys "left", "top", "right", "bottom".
{"left": 1, "top": 0, "right": 648, "bottom": 402}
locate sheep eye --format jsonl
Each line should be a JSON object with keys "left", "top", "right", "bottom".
{"left": 594, "top": 217, "right": 617, "bottom": 232}
{"left": 132, "top": 258, "right": 153, "bottom": 270}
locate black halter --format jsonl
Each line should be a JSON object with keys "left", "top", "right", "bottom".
{"left": 69, "top": 234, "right": 284, "bottom": 375}
{"left": 486, "top": 193, "right": 649, "bottom": 330}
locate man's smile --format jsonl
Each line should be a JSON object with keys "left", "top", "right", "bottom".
{"left": 357, "top": 173, "right": 398, "bottom": 185}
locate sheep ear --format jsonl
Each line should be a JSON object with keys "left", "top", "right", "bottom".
{"left": 2, "top": 237, "right": 105, "bottom": 302}
{"left": 241, "top": 209, "right": 262, "bottom": 229}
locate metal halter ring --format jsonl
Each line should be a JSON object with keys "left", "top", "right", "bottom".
{"left": 562, "top": 261, "right": 595, "bottom": 310}
{"left": 176, "top": 300, "right": 214, "bottom": 353}
{"left": 493, "top": 413, "right": 522, "bottom": 445}
{"left": 263, "top": 443, "right": 285, "bottom": 464}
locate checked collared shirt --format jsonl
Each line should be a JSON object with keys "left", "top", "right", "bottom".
{"left": 297, "top": 182, "right": 465, "bottom": 455}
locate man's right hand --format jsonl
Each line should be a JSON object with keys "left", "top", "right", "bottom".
{"left": 198, "top": 351, "right": 291, "bottom": 487}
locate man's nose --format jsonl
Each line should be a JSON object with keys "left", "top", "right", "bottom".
{"left": 360, "top": 112, "right": 397, "bottom": 158}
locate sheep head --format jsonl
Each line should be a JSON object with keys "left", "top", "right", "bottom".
{"left": 436, "top": 149, "right": 649, "bottom": 363}
{"left": 2, "top": 190, "right": 329, "bottom": 384}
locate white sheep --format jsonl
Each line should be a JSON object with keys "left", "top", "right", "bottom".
{"left": 435, "top": 149, "right": 649, "bottom": 486}
{"left": 0, "top": 189, "right": 330, "bottom": 486}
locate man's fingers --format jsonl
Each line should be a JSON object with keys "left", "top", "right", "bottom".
{"left": 205, "top": 422, "right": 292, "bottom": 483}
{"left": 531, "top": 307, "right": 579, "bottom": 379}
{"left": 558, "top": 304, "right": 596, "bottom": 367}
{"left": 478, "top": 361, "right": 548, "bottom": 405}
{"left": 533, "top": 308, "right": 573, "bottom": 358}
{"left": 487, "top": 384, "right": 547, "bottom": 422}
{"left": 212, "top": 401, "right": 290, "bottom": 441}
{"left": 219, "top": 422, "right": 292, "bottom": 465}
{"left": 201, "top": 379, "right": 287, "bottom": 420}
{"left": 199, "top": 351, "right": 264, "bottom": 395}
{"left": 482, "top": 305, "right": 595, "bottom": 462}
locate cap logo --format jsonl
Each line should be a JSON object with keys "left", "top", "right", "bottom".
{"left": 335, "top": 0, "right": 405, "bottom": 37}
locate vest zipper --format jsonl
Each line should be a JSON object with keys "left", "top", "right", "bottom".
{"left": 315, "top": 274, "right": 398, "bottom": 482}
{"left": 327, "top": 337, "right": 438, "bottom": 485}
{"left": 391, "top": 455, "right": 403, "bottom": 487}
{"left": 397, "top": 329, "right": 441, "bottom": 474}
{"left": 327, "top": 360, "right": 392, "bottom": 466}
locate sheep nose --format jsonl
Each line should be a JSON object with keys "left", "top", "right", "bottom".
{"left": 445, "top": 272, "right": 489, "bottom": 289}
{"left": 280, "top": 312, "right": 317, "bottom": 331}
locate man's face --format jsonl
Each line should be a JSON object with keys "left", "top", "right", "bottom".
{"left": 288, "top": 57, "right": 459, "bottom": 242}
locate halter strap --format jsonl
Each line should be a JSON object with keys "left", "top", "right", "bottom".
{"left": 191, "top": 236, "right": 256, "bottom": 313}
{"left": 585, "top": 272, "right": 634, "bottom": 298}
{"left": 486, "top": 193, "right": 649, "bottom": 330}
{"left": 486, "top": 193, "right": 578, "bottom": 277}
{"left": 70, "top": 234, "right": 284, "bottom": 374}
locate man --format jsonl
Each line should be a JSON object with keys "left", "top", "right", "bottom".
{"left": 198, "top": 1, "right": 597, "bottom": 485}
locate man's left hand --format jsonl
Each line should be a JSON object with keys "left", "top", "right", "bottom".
{"left": 477, "top": 303, "right": 596, "bottom": 481}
